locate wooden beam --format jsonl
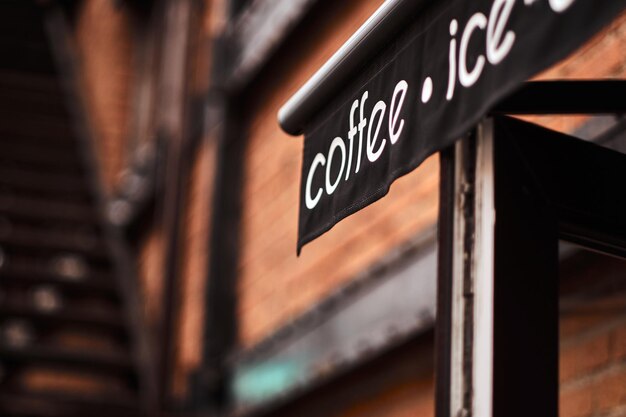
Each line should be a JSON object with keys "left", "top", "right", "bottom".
{"left": 492, "top": 80, "right": 626, "bottom": 115}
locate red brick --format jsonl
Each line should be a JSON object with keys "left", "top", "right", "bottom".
{"left": 611, "top": 325, "right": 626, "bottom": 362}
{"left": 560, "top": 334, "right": 611, "bottom": 383}
{"left": 75, "top": 0, "right": 134, "bottom": 194}
{"left": 593, "top": 366, "right": 626, "bottom": 413}
{"left": 561, "top": 385, "right": 593, "bottom": 417}
{"left": 237, "top": 9, "right": 626, "bottom": 349}
{"left": 334, "top": 377, "right": 434, "bottom": 417}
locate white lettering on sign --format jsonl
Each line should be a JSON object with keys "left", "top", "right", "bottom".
{"left": 345, "top": 99, "right": 359, "bottom": 181}
{"left": 367, "top": 101, "right": 387, "bottom": 162}
{"left": 305, "top": 153, "right": 325, "bottom": 209}
{"left": 421, "top": 77, "right": 433, "bottom": 103}
{"left": 446, "top": 19, "right": 459, "bottom": 101}
{"left": 446, "top": 0, "right": 568, "bottom": 100}
{"left": 389, "top": 80, "right": 408, "bottom": 144}
{"left": 355, "top": 91, "right": 368, "bottom": 175}
{"left": 487, "top": 0, "right": 516, "bottom": 65}
{"left": 304, "top": 0, "right": 580, "bottom": 211}
{"left": 304, "top": 80, "right": 408, "bottom": 209}
{"left": 326, "top": 136, "right": 346, "bottom": 195}
{"left": 549, "top": 0, "right": 575, "bottom": 12}
{"left": 459, "top": 12, "right": 487, "bottom": 88}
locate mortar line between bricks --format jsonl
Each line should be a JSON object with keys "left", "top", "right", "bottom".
{"left": 560, "top": 309, "right": 626, "bottom": 348}
{"left": 560, "top": 358, "right": 626, "bottom": 392}
{"left": 589, "top": 404, "right": 626, "bottom": 417}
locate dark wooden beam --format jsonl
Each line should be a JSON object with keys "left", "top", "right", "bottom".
{"left": 435, "top": 147, "right": 455, "bottom": 417}
{"left": 155, "top": 0, "right": 200, "bottom": 409}
{"left": 193, "top": 93, "right": 245, "bottom": 413}
{"left": 222, "top": 0, "right": 322, "bottom": 92}
{"left": 492, "top": 80, "right": 626, "bottom": 115}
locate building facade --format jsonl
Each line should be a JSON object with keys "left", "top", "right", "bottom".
{"left": 0, "top": 0, "right": 624, "bottom": 416}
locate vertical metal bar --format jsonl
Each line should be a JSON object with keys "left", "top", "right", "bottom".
{"left": 445, "top": 121, "right": 495, "bottom": 417}
{"left": 449, "top": 138, "right": 471, "bottom": 417}
{"left": 194, "top": 97, "right": 244, "bottom": 413}
{"left": 472, "top": 121, "right": 495, "bottom": 417}
{"left": 447, "top": 133, "right": 478, "bottom": 417}
{"left": 192, "top": 34, "right": 244, "bottom": 412}
{"left": 490, "top": 117, "right": 558, "bottom": 417}
{"left": 157, "top": 0, "right": 196, "bottom": 407}
{"left": 453, "top": 116, "right": 559, "bottom": 417}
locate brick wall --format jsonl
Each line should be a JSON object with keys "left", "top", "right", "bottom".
{"left": 71, "top": 0, "right": 626, "bottom": 412}
{"left": 236, "top": 6, "right": 626, "bottom": 417}
{"left": 74, "top": 0, "right": 134, "bottom": 194}
{"left": 72, "top": 0, "right": 219, "bottom": 400}
{"left": 137, "top": 223, "right": 165, "bottom": 329}
{"left": 237, "top": 5, "right": 626, "bottom": 353}
{"left": 171, "top": 136, "right": 218, "bottom": 398}
{"left": 168, "top": 0, "right": 219, "bottom": 399}
{"left": 333, "top": 378, "right": 434, "bottom": 417}
{"left": 560, "top": 252, "right": 626, "bottom": 417}
{"left": 236, "top": 2, "right": 437, "bottom": 416}
{"left": 238, "top": 0, "right": 439, "bottom": 348}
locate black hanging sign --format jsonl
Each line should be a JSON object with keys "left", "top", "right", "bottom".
{"left": 297, "top": 0, "right": 626, "bottom": 253}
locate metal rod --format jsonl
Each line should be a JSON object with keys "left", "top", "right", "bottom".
{"left": 472, "top": 120, "right": 495, "bottom": 417}
{"left": 277, "top": 0, "right": 430, "bottom": 136}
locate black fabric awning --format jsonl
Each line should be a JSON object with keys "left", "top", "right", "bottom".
{"left": 278, "top": 0, "right": 626, "bottom": 254}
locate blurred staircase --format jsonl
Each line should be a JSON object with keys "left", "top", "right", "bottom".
{"left": 0, "top": 1, "right": 153, "bottom": 416}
